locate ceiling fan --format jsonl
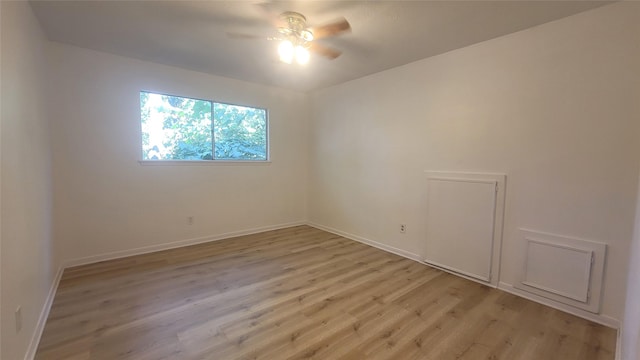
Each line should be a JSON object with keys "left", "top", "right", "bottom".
{"left": 227, "top": 10, "right": 351, "bottom": 65}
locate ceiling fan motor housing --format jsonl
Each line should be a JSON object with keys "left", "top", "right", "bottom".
{"left": 279, "top": 11, "right": 314, "bottom": 46}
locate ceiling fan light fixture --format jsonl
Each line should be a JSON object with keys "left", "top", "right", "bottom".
{"left": 278, "top": 40, "right": 294, "bottom": 64}
{"left": 301, "top": 29, "right": 314, "bottom": 42}
{"left": 295, "top": 45, "right": 310, "bottom": 65}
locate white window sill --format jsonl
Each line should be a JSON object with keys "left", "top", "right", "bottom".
{"left": 138, "top": 160, "right": 271, "bottom": 166}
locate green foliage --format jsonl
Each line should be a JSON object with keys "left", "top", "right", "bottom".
{"left": 214, "top": 103, "right": 267, "bottom": 160}
{"left": 140, "top": 92, "right": 267, "bottom": 161}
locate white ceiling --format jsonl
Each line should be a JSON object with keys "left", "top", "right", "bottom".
{"left": 30, "top": 1, "right": 610, "bottom": 92}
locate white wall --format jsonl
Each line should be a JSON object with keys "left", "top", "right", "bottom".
{"left": 623, "top": 174, "right": 640, "bottom": 359}
{"left": 3, "top": 2, "right": 638, "bottom": 357}
{"left": 1, "top": 2, "right": 3, "bottom": 354}
{"left": 1, "top": 2, "right": 56, "bottom": 359}
{"left": 47, "top": 43, "right": 309, "bottom": 264}
{"left": 309, "top": 1, "right": 640, "bottom": 324}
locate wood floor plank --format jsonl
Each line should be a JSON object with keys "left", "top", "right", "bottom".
{"left": 35, "top": 225, "right": 616, "bottom": 360}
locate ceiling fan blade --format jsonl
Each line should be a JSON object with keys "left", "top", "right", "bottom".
{"left": 310, "top": 17, "right": 351, "bottom": 40}
{"left": 309, "top": 42, "right": 342, "bottom": 60}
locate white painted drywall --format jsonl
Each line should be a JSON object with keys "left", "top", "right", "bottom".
{"left": 1, "top": 2, "right": 56, "bottom": 359}
{"left": 622, "top": 175, "right": 640, "bottom": 359}
{"left": 309, "top": 1, "right": 640, "bottom": 323}
{"left": 47, "top": 43, "right": 309, "bottom": 264}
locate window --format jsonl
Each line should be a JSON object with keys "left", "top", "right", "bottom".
{"left": 140, "top": 91, "right": 268, "bottom": 161}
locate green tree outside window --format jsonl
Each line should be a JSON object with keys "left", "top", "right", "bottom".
{"left": 140, "top": 92, "right": 267, "bottom": 161}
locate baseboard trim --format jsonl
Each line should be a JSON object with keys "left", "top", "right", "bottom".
{"left": 419, "top": 261, "right": 499, "bottom": 289}
{"left": 24, "top": 265, "right": 64, "bottom": 360}
{"left": 27, "top": 221, "right": 306, "bottom": 359}
{"left": 27, "top": 221, "right": 621, "bottom": 360}
{"left": 615, "top": 327, "right": 622, "bottom": 360}
{"left": 306, "top": 222, "right": 621, "bottom": 331}
{"left": 310, "top": 223, "right": 502, "bottom": 290}
{"left": 63, "top": 221, "right": 306, "bottom": 268}
{"left": 307, "top": 222, "right": 422, "bottom": 262}
{"left": 498, "top": 281, "right": 620, "bottom": 329}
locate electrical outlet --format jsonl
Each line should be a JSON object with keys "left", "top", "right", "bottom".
{"left": 15, "top": 306, "right": 22, "bottom": 333}
{"left": 400, "top": 224, "right": 406, "bottom": 233}
{"left": 187, "top": 216, "right": 194, "bottom": 226}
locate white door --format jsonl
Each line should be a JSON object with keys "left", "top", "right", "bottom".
{"left": 424, "top": 172, "right": 506, "bottom": 285}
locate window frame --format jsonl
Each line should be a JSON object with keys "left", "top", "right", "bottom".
{"left": 138, "top": 90, "right": 270, "bottom": 165}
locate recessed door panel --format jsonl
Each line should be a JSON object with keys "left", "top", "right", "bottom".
{"left": 424, "top": 172, "right": 505, "bottom": 285}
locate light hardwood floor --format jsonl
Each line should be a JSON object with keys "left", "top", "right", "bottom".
{"left": 35, "top": 225, "right": 616, "bottom": 360}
